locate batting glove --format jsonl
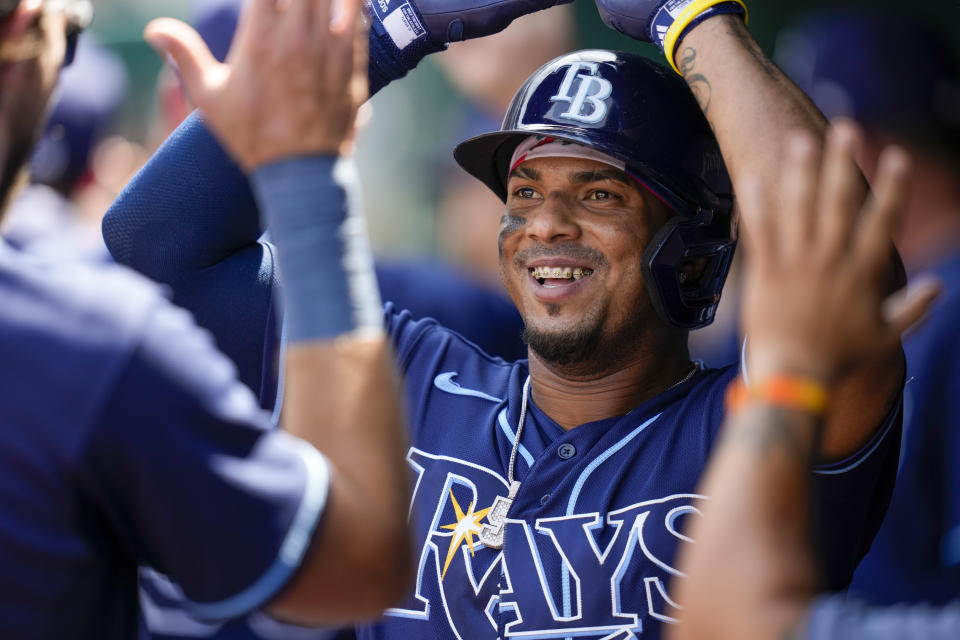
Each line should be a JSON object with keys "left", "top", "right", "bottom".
{"left": 595, "top": 0, "right": 747, "bottom": 74}
{"left": 368, "top": 0, "right": 573, "bottom": 94}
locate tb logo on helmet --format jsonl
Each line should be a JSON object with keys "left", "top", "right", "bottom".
{"left": 549, "top": 62, "right": 613, "bottom": 124}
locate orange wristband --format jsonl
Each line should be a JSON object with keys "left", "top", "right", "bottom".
{"left": 725, "top": 375, "right": 830, "bottom": 415}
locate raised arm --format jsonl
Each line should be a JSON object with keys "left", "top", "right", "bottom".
{"left": 102, "top": 113, "right": 277, "bottom": 400}
{"left": 104, "top": 0, "right": 571, "bottom": 398}
{"left": 142, "top": 0, "right": 408, "bottom": 622}
{"left": 595, "top": 0, "right": 903, "bottom": 459}
{"left": 679, "top": 18, "right": 906, "bottom": 459}
{"left": 670, "top": 124, "right": 938, "bottom": 640}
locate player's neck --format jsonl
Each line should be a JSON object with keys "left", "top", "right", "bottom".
{"left": 527, "top": 348, "right": 695, "bottom": 431}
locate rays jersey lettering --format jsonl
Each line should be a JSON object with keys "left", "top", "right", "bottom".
{"left": 550, "top": 62, "right": 614, "bottom": 124}
{"left": 386, "top": 448, "right": 704, "bottom": 639}
{"left": 376, "top": 309, "right": 890, "bottom": 640}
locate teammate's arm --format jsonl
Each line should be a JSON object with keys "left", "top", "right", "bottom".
{"left": 143, "top": 0, "right": 412, "bottom": 623}
{"left": 102, "top": 115, "right": 276, "bottom": 399}
{"left": 668, "top": 125, "right": 937, "bottom": 640}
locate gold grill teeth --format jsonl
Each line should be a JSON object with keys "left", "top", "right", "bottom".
{"left": 530, "top": 266, "right": 594, "bottom": 280}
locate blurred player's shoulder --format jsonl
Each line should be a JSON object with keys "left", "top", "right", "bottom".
{"left": 0, "top": 241, "right": 168, "bottom": 347}
{"left": 0, "top": 242, "right": 179, "bottom": 433}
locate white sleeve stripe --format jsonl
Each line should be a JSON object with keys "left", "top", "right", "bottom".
{"left": 813, "top": 393, "right": 902, "bottom": 476}
{"left": 182, "top": 441, "right": 331, "bottom": 621}
{"left": 271, "top": 315, "right": 287, "bottom": 427}
{"left": 739, "top": 334, "right": 750, "bottom": 385}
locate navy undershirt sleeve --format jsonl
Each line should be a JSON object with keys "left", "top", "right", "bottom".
{"left": 102, "top": 113, "right": 276, "bottom": 401}
{"left": 811, "top": 395, "right": 903, "bottom": 590}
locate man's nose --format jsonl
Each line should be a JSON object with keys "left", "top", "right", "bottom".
{"left": 526, "top": 193, "right": 581, "bottom": 243}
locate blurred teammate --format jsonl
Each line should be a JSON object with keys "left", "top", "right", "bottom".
{"left": 775, "top": 11, "right": 960, "bottom": 606}
{"left": 0, "top": 0, "right": 413, "bottom": 637}
{"left": 671, "top": 122, "right": 953, "bottom": 640}
{"left": 108, "top": 0, "right": 908, "bottom": 637}
{"left": 2, "top": 35, "right": 132, "bottom": 261}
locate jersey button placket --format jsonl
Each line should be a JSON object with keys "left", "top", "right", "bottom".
{"left": 557, "top": 443, "right": 576, "bottom": 459}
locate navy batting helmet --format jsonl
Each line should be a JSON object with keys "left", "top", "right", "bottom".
{"left": 454, "top": 49, "right": 735, "bottom": 329}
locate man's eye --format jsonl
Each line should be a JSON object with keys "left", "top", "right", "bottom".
{"left": 588, "top": 190, "right": 617, "bottom": 201}
{"left": 514, "top": 187, "right": 539, "bottom": 199}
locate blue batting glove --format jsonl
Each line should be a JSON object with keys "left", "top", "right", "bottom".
{"left": 595, "top": 0, "right": 746, "bottom": 73}
{"left": 368, "top": 0, "right": 573, "bottom": 94}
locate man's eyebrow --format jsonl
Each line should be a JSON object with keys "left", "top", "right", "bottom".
{"left": 570, "top": 168, "right": 632, "bottom": 185}
{"left": 508, "top": 165, "right": 540, "bottom": 181}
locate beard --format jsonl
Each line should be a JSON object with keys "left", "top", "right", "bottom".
{"left": 0, "top": 55, "right": 52, "bottom": 210}
{"left": 522, "top": 308, "right": 606, "bottom": 367}
{"left": 522, "top": 298, "right": 651, "bottom": 374}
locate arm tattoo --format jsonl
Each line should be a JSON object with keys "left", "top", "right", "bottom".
{"left": 678, "top": 46, "right": 711, "bottom": 113}
{"left": 679, "top": 46, "right": 697, "bottom": 74}
{"left": 724, "top": 406, "right": 821, "bottom": 465}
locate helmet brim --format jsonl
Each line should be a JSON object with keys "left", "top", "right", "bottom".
{"left": 453, "top": 126, "right": 653, "bottom": 204}
{"left": 453, "top": 130, "right": 543, "bottom": 203}
{"left": 453, "top": 127, "right": 724, "bottom": 216}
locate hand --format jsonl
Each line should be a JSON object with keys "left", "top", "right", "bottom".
{"left": 144, "top": 0, "right": 368, "bottom": 172}
{"left": 737, "top": 121, "right": 939, "bottom": 383}
{"left": 411, "top": 0, "right": 573, "bottom": 43}
{"left": 594, "top": 0, "right": 745, "bottom": 62}
{"left": 594, "top": 0, "right": 663, "bottom": 43}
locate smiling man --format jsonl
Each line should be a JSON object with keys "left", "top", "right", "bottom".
{"left": 105, "top": 1, "right": 906, "bottom": 639}
{"left": 500, "top": 152, "right": 672, "bottom": 372}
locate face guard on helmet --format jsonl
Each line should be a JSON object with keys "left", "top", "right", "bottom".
{"left": 453, "top": 49, "right": 736, "bottom": 329}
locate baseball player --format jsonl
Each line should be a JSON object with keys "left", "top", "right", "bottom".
{"left": 672, "top": 122, "right": 952, "bottom": 640}
{"left": 111, "top": 0, "right": 906, "bottom": 638}
{"left": 0, "top": 0, "right": 412, "bottom": 637}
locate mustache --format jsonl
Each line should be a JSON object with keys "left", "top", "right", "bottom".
{"left": 513, "top": 244, "right": 609, "bottom": 269}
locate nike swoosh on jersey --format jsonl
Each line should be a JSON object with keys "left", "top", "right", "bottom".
{"left": 433, "top": 372, "right": 503, "bottom": 403}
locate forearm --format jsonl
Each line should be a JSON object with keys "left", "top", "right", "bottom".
{"left": 672, "top": 404, "right": 820, "bottom": 640}
{"left": 677, "top": 17, "right": 828, "bottom": 204}
{"left": 252, "top": 156, "right": 411, "bottom": 619}
{"left": 270, "top": 337, "right": 412, "bottom": 622}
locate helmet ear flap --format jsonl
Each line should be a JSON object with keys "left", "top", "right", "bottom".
{"left": 641, "top": 213, "right": 736, "bottom": 329}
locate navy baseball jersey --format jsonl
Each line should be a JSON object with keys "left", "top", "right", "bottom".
{"left": 849, "top": 251, "right": 960, "bottom": 605}
{"left": 104, "top": 115, "right": 901, "bottom": 640}
{"left": 0, "top": 240, "right": 329, "bottom": 638}
{"left": 355, "top": 307, "right": 901, "bottom": 640}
